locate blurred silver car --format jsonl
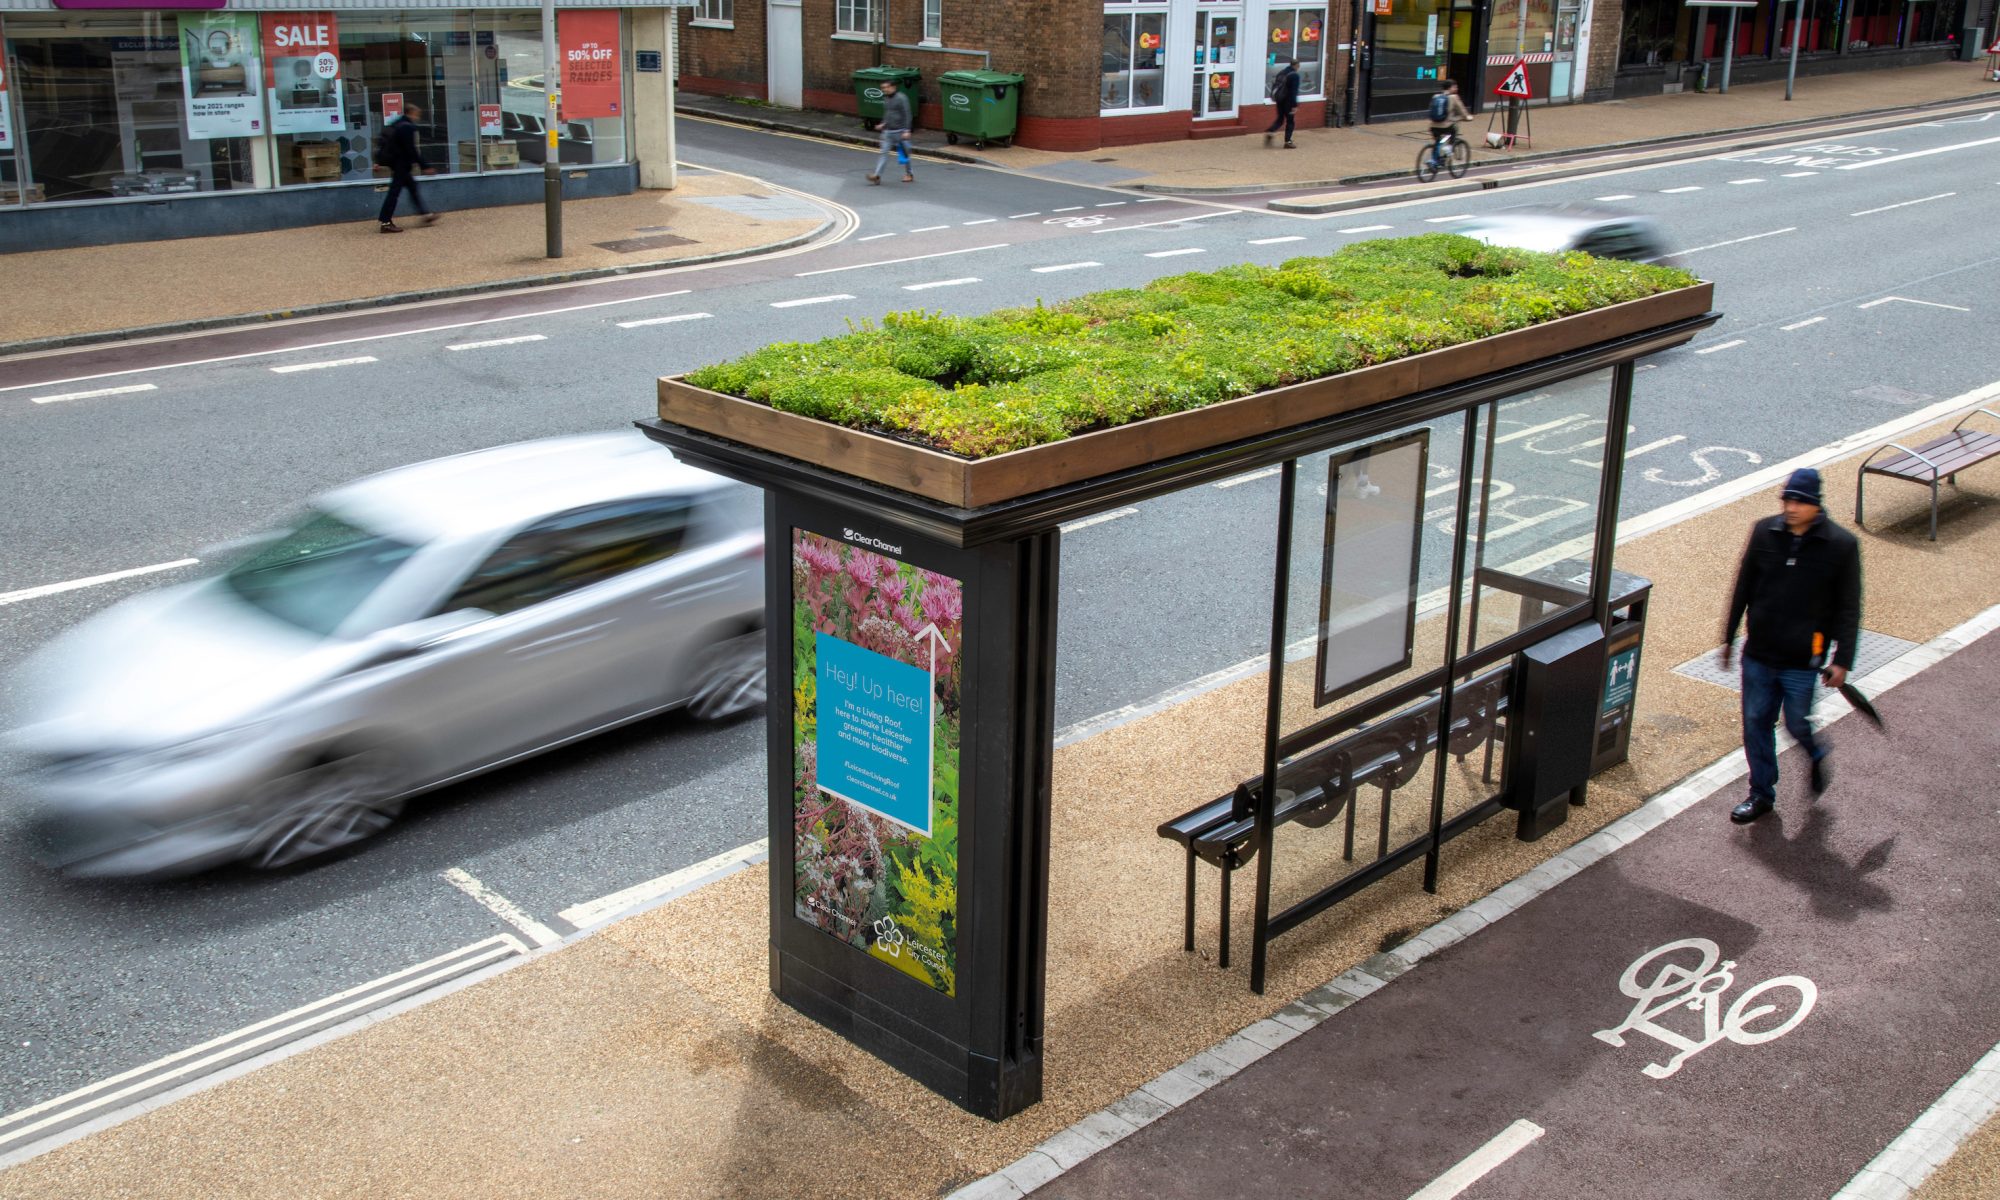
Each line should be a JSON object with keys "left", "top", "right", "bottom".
{"left": 10, "top": 431, "right": 766, "bottom": 877}
{"left": 1454, "top": 203, "right": 1673, "bottom": 264}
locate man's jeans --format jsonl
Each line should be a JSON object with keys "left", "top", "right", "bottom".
{"left": 1741, "top": 655, "right": 1824, "bottom": 801}
{"left": 873, "top": 129, "right": 910, "bottom": 177}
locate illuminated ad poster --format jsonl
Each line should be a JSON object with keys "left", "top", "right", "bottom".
{"left": 791, "top": 529, "right": 960, "bottom": 996}
{"left": 0, "top": 22, "right": 12, "bottom": 154}
{"left": 178, "top": 13, "right": 263, "bottom": 139}
{"left": 263, "top": 14, "right": 343, "bottom": 136}
{"left": 558, "top": 10, "right": 622, "bottom": 119}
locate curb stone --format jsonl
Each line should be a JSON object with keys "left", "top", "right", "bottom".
{"left": 676, "top": 104, "right": 997, "bottom": 167}
{"left": 943, "top": 599, "right": 2000, "bottom": 1200}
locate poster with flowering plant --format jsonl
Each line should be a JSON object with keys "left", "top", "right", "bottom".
{"left": 792, "top": 529, "right": 962, "bottom": 996}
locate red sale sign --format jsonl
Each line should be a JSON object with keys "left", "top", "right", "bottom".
{"left": 263, "top": 13, "right": 343, "bottom": 135}
{"left": 559, "top": 10, "right": 622, "bottom": 119}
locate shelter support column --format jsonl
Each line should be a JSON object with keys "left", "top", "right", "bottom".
{"left": 633, "top": 7, "right": 677, "bottom": 189}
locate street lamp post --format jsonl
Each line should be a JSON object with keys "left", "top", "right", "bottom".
{"left": 543, "top": 0, "right": 563, "bottom": 258}
{"left": 1786, "top": 0, "right": 1803, "bottom": 99}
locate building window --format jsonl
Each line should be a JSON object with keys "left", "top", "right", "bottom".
{"left": 694, "top": 0, "right": 734, "bottom": 26}
{"left": 1264, "top": 8, "right": 1328, "bottom": 98}
{"left": 923, "top": 0, "right": 943, "bottom": 43}
{"left": 837, "top": 0, "right": 883, "bottom": 38}
{"left": 1102, "top": 6, "right": 1168, "bottom": 111}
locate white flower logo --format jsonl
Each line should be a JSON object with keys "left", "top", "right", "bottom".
{"left": 872, "top": 915, "right": 906, "bottom": 958}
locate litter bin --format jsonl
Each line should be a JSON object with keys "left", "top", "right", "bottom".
{"left": 937, "top": 69, "right": 1025, "bottom": 148}
{"left": 852, "top": 65, "right": 922, "bottom": 132}
{"left": 1960, "top": 24, "right": 1985, "bottom": 60}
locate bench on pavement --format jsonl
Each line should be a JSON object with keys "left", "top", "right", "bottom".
{"left": 1856, "top": 407, "right": 2000, "bottom": 540}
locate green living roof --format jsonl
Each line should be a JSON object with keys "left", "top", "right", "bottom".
{"left": 684, "top": 235, "right": 1699, "bottom": 459}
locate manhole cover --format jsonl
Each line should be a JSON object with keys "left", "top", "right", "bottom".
{"left": 1673, "top": 629, "right": 1918, "bottom": 692}
{"left": 592, "top": 233, "right": 696, "bottom": 254}
{"left": 1851, "top": 385, "right": 1933, "bottom": 406}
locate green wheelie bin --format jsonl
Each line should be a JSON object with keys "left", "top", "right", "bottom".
{"left": 852, "top": 65, "right": 922, "bottom": 131}
{"left": 937, "top": 69, "right": 1024, "bottom": 148}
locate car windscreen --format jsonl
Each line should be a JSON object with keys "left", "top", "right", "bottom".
{"left": 223, "top": 508, "right": 418, "bottom": 637}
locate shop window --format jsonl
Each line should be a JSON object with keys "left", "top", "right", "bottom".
{"left": 694, "top": 0, "right": 735, "bottom": 26}
{"left": 1102, "top": 7, "right": 1168, "bottom": 110}
{"left": 1779, "top": 0, "right": 1844, "bottom": 52}
{"left": 1907, "top": 0, "right": 1966, "bottom": 44}
{"left": 1265, "top": 7, "right": 1328, "bottom": 98}
{"left": 837, "top": 0, "right": 883, "bottom": 38}
{"left": 1618, "top": 0, "right": 1687, "bottom": 65}
{"left": 923, "top": 0, "right": 943, "bottom": 44}
{"left": 1490, "top": 0, "right": 1560, "bottom": 60}
{"left": 1846, "top": 0, "right": 1902, "bottom": 47}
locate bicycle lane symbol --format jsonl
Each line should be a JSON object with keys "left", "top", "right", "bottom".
{"left": 1592, "top": 937, "right": 1817, "bottom": 1079}
{"left": 1044, "top": 213, "right": 1114, "bottom": 229}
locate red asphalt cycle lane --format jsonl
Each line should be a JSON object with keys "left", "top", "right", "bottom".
{"left": 1039, "top": 629, "right": 2000, "bottom": 1200}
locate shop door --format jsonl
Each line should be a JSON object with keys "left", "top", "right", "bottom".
{"left": 1367, "top": 0, "right": 1456, "bottom": 116}
{"left": 1449, "top": 0, "right": 1483, "bottom": 112}
{"left": 767, "top": 0, "right": 802, "bottom": 108}
{"left": 1193, "top": 7, "right": 1243, "bottom": 119}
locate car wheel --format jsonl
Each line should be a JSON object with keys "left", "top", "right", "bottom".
{"left": 686, "top": 630, "right": 766, "bottom": 721}
{"left": 245, "top": 751, "right": 405, "bottom": 870}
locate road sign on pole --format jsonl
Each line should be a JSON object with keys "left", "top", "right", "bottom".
{"left": 1494, "top": 59, "right": 1532, "bottom": 97}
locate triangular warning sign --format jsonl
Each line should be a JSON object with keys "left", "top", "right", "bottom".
{"left": 1494, "top": 60, "right": 1532, "bottom": 98}
{"left": 1988, "top": 32, "right": 2000, "bottom": 53}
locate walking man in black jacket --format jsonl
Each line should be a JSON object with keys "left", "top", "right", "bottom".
{"left": 1264, "top": 58, "right": 1301, "bottom": 149}
{"left": 378, "top": 103, "right": 439, "bottom": 233}
{"left": 1721, "top": 468, "right": 1862, "bottom": 824}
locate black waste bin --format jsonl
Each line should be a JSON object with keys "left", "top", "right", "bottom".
{"left": 853, "top": 65, "right": 922, "bottom": 131}
{"left": 937, "top": 69, "right": 1024, "bottom": 148}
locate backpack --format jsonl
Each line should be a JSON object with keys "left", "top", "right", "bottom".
{"left": 375, "top": 118, "right": 399, "bottom": 168}
{"left": 1427, "top": 92, "right": 1451, "bottom": 123}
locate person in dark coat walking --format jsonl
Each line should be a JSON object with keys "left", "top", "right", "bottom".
{"left": 1264, "top": 58, "right": 1301, "bottom": 148}
{"left": 378, "top": 103, "right": 439, "bottom": 233}
{"left": 1720, "top": 467, "right": 1862, "bottom": 824}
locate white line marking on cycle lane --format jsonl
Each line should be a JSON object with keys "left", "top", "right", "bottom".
{"left": 441, "top": 868, "right": 560, "bottom": 948}
{"left": 1406, "top": 1120, "right": 1546, "bottom": 1200}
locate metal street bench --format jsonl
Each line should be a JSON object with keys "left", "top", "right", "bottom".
{"left": 1158, "top": 666, "right": 1512, "bottom": 966}
{"left": 1856, "top": 407, "right": 2000, "bottom": 541}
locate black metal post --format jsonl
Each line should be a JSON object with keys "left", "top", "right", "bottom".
{"left": 1464, "top": 398, "right": 1501, "bottom": 655}
{"left": 1249, "top": 459, "right": 1298, "bottom": 996}
{"left": 1423, "top": 417, "right": 1482, "bottom": 892}
{"left": 1591, "top": 364, "right": 1637, "bottom": 632}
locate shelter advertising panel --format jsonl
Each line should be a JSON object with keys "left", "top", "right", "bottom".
{"left": 559, "top": 10, "right": 622, "bottom": 119}
{"left": 1315, "top": 431, "right": 1430, "bottom": 706}
{"left": 0, "top": 22, "right": 12, "bottom": 154}
{"left": 791, "top": 529, "right": 961, "bottom": 997}
{"left": 178, "top": 12, "right": 262, "bottom": 139}
{"left": 263, "top": 13, "right": 342, "bottom": 136}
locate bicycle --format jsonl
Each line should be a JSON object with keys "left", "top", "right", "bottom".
{"left": 1414, "top": 131, "right": 1471, "bottom": 183}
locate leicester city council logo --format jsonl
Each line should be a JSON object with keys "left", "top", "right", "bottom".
{"left": 872, "top": 915, "right": 907, "bottom": 958}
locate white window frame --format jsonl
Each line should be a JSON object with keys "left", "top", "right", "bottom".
{"left": 691, "top": 0, "right": 733, "bottom": 28}
{"left": 921, "top": 0, "right": 942, "bottom": 45}
{"left": 1101, "top": 4, "right": 1172, "bottom": 115}
{"left": 835, "top": 0, "right": 884, "bottom": 40}
{"left": 1265, "top": 7, "right": 1329, "bottom": 100}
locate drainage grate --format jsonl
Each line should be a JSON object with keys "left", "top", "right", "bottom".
{"left": 1673, "top": 629, "right": 1919, "bottom": 692}
{"left": 592, "top": 233, "right": 696, "bottom": 254}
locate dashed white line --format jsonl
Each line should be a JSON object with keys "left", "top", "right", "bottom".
{"left": 441, "top": 868, "right": 560, "bottom": 948}
{"left": 1858, "top": 295, "right": 1971, "bottom": 312}
{"left": 1095, "top": 201, "right": 1127, "bottom": 207}
{"left": 903, "top": 277, "right": 981, "bottom": 291}
{"left": 1728, "top": 178, "right": 1766, "bottom": 185}
{"left": 1407, "top": 1120, "right": 1546, "bottom": 1200}
{"left": 1836, "top": 134, "right": 2000, "bottom": 170}
{"left": 0, "top": 558, "right": 200, "bottom": 607}
{"left": 1032, "top": 261, "right": 1103, "bottom": 273}
{"left": 1695, "top": 338, "right": 1746, "bottom": 355}
{"left": 616, "top": 313, "right": 714, "bottom": 328}
{"left": 771, "top": 294, "right": 855, "bottom": 308}
{"left": 1060, "top": 507, "right": 1138, "bottom": 533}
{"left": 858, "top": 231, "right": 898, "bottom": 241}
{"left": 270, "top": 356, "right": 377, "bottom": 374}
{"left": 1145, "top": 248, "right": 1206, "bottom": 258}
{"left": 795, "top": 243, "right": 1007, "bottom": 277}
{"left": 962, "top": 218, "right": 998, "bottom": 226}
{"left": 1782, "top": 171, "right": 1820, "bottom": 177}
{"left": 1670, "top": 227, "right": 1795, "bottom": 256}
{"left": 29, "top": 383, "right": 157, "bottom": 406}
{"left": 909, "top": 224, "right": 951, "bottom": 233}
{"left": 1216, "top": 466, "right": 1283, "bottom": 488}
{"left": 1136, "top": 197, "right": 1168, "bottom": 202}
{"left": 1339, "top": 224, "right": 1394, "bottom": 233}
{"left": 1093, "top": 209, "right": 1234, "bottom": 234}
{"left": 1781, "top": 316, "right": 1827, "bottom": 331}
{"left": 1851, "top": 192, "right": 1955, "bottom": 216}
{"left": 446, "top": 334, "right": 547, "bottom": 351}
{"left": 1250, "top": 236, "right": 1307, "bottom": 245}
{"left": 1053, "top": 206, "right": 1085, "bottom": 212}
{"left": 1424, "top": 214, "right": 1473, "bottom": 223}
{"left": 1661, "top": 185, "right": 1703, "bottom": 194}
{"left": 1008, "top": 212, "right": 1042, "bottom": 218}
{"left": 1594, "top": 194, "right": 1636, "bottom": 201}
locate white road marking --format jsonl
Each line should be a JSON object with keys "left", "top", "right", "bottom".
{"left": 1406, "top": 1120, "right": 1546, "bottom": 1200}
{"left": 1837, "top": 134, "right": 2000, "bottom": 169}
{"left": 1216, "top": 466, "right": 1283, "bottom": 488}
{"left": 909, "top": 224, "right": 951, "bottom": 232}
{"left": 29, "top": 383, "right": 157, "bottom": 406}
{"left": 1424, "top": 214, "right": 1473, "bottom": 223}
{"left": 903, "top": 277, "right": 981, "bottom": 291}
{"left": 616, "top": 313, "right": 714, "bottom": 328}
{"left": 1060, "top": 507, "right": 1138, "bottom": 533}
{"left": 1008, "top": 212, "right": 1042, "bottom": 218}
{"left": 1851, "top": 191, "right": 1956, "bottom": 216}
{"left": 1594, "top": 938, "right": 1816, "bottom": 1079}
{"left": 1052, "top": 206, "right": 1085, "bottom": 212}
{"left": 795, "top": 242, "right": 1007, "bottom": 277}
{"left": 1250, "top": 236, "right": 1307, "bottom": 245}
{"left": 1782, "top": 170, "right": 1820, "bottom": 177}
{"left": 1570, "top": 433, "right": 1686, "bottom": 469}
{"left": 1694, "top": 339, "right": 1745, "bottom": 354}
{"left": 1495, "top": 414, "right": 1587, "bottom": 444}
{"left": 1338, "top": 224, "right": 1394, "bottom": 232}
{"left": 1781, "top": 316, "right": 1827, "bottom": 330}
{"left": 1032, "top": 261, "right": 1103, "bottom": 273}
{"left": 558, "top": 839, "right": 770, "bottom": 930}
{"left": 1858, "top": 295, "right": 1971, "bottom": 312}
{"left": 1728, "top": 178, "right": 1765, "bottom": 185}
{"left": 1661, "top": 185, "right": 1703, "bottom": 193}
{"left": 771, "top": 294, "right": 855, "bottom": 308}
{"left": 1096, "top": 201, "right": 1127, "bottom": 207}
{"left": 1668, "top": 227, "right": 1795, "bottom": 256}
{"left": 445, "top": 334, "right": 546, "bottom": 351}
{"left": 1093, "top": 209, "right": 1234, "bottom": 234}
{"left": 270, "top": 355, "right": 376, "bottom": 374}
{"left": 1594, "top": 193, "right": 1636, "bottom": 201}
{"left": 858, "top": 232, "right": 897, "bottom": 241}
{"left": 1145, "top": 248, "right": 1206, "bottom": 258}
{"left": 0, "top": 558, "right": 200, "bottom": 607}
{"left": 961, "top": 218, "right": 998, "bottom": 225}
{"left": 1136, "top": 197, "right": 1168, "bottom": 202}
{"left": 441, "top": 868, "right": 560, "bottom": 948}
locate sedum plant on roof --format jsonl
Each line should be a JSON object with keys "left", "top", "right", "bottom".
{"left": 684, "top": 235, "right": 1699, "bottom": 459}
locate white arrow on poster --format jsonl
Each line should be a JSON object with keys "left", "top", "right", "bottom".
{"left": 1494, "top": 59, "right": 1532, "bottom": 98}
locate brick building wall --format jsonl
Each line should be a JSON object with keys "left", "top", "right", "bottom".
{"left": 1583, "top": 0, "right": 1623, "bottom": 99}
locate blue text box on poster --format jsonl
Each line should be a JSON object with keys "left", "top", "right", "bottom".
{"left": 815, "top": 632, "right": 934, "bottom": 836}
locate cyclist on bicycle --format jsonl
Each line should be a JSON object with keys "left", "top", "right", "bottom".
{"left": 1427, "top": 80, "right": 1471, "bottom": 166}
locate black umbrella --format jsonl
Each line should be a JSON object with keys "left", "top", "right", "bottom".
{"left": 1828, "top": 675, "right": 1885, "bottom": 729}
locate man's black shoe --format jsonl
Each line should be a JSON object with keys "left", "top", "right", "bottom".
{"left": 1810, "top": 756, "right": 1831, "bottom": 796}
{"left": 1730, "top": 795, "right": 1774, "bottom": 824}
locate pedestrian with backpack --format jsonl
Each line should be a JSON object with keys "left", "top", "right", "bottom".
{"left": 377, "top": 103, "right": 439, "bottom": 233}
{"left": 1263, "top": 58, "right": 1301, "bottom": 149}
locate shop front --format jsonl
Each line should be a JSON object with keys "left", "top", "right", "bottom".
{"left": 1612, "top": 0, "right": 1970, "bottom": 96}
{"left": 1098, "top": 0, "right": 1337, "bottom": 139}
{"left": 0, "top": 0, "right": 677, "bottom": 249}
